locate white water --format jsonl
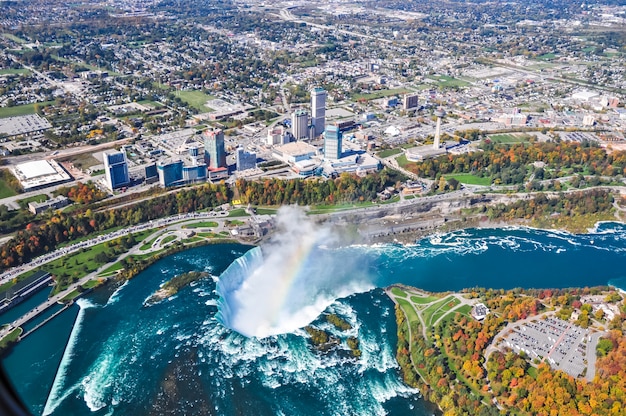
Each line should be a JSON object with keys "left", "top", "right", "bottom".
{"left": 216, "top": 207, "right": 374, "bottom": 338}
{"left": 43, "top": 299, "right": 96, "bottom": 416}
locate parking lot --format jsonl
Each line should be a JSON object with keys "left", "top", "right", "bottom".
{"left": 502, "top": 317, "right": 591, "bottom": 378}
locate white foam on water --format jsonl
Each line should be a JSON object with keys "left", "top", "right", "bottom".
{"left": 43, "top": 299, "right": 97, "bottom": 416}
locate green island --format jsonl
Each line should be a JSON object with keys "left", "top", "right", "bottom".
{"left": 389, "top": 285, "right": 626, "bottom": 416}
{"left": 305, "top": 313, "right": 362, "bottom": 358}
{"left": 145, "top": 271, "right": 210, "bottom": 305}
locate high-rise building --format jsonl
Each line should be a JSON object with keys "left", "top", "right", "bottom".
{"left": 291, "top": 109, "right": 309, "bottom": 140}
{"left": 157, "top": 159, "right": 184, "bottom": 187}
{"left": 204, "top": 129, "right": 227, "bottom": 169}
{"left": 236, "top": 148, "right": 257, "bottom": 171}
{"left": 403, "top": 93, "right": 419, "bottom": 110}
{"left": 311, "top": 87, "right": 326, "bottom": 136}
{"left": 103, "top": 149, "right": 130, "bottom": 191}
{"left": 324, "top": 124, "right": 342, "bottom": 160}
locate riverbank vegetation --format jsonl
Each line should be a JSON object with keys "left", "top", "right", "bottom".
{"left": 145, "top": 271, "right": 209, "bottom": 305}
{"left": 403, "top": 141, "right": 626, "bottom": 185}
{"left": 0, "top": 170, "right": 405, "bottom": 271}
{"left": 472, "top": 188, "right": 615, "bottom": 233}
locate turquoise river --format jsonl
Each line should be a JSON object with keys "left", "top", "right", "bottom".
{"left": 2, "top": 223, "right": 626, "bottom": 415}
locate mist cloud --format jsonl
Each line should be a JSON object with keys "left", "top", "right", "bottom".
{"left": 216, "top": 206, "right": 374, "bottom": 338}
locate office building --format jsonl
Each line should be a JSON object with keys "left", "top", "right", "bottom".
{"left": 291, "top": 109, "right": 309, "bottom": 140}
{"left": 403, "top": 93, "right": 419, "bottom": 110}
{"left": 157, "top": 159, "right": 184, "bottom": 187}
{"left": 204, "top": 129, "right": 227, "bottom": 169}
{"left": 236, "top": 148, "right": 257, "bottom": 171}
{"left": 103, "top": 149, "right": 130, "bottom": 191}
{"left": 324, "top": 124, "right": 342, "bottom": 160}
{"left": 311, "top": 87, "right": 326, "bottom": 136}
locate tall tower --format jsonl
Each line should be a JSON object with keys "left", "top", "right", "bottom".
{"left": 103, "top": 149, "right": 129, "bottom": 191}
{"left": 433, "top": 108, "right": 446, "bottom": 149}
{"left": 291, "top": 109, "right": 309, "bottom": 140}
{"left": 204, "top": 129, "right": 226, "bottom": 169}
{"left": 311, "top": 87, "right": 326, "bottom": 136}
{"left": 324, "top": 124, "right": 342, "bottom": 160}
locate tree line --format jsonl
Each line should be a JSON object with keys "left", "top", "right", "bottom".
{"left": 0, "top": 171, "right": 401, "bottom": 270}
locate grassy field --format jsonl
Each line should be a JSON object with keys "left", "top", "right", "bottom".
{"left": 98, "top": 262, "right": 125, "bottom": 277}
{"left": 410, "top": 295, "right": 440, "bottom": 305}
{"left": 0, "top": 68, "right": 30, "bottom": 75}
{"left": 255, "top": 208, "right": 278, "bottom": 215}
{"left": 2, "top": 33, "right": 26, "bottom": 44}
{"left": 177, "top": 91, "right": 216, "bottom": 112}
{"left": 228, "top": 208, "right": 249, "bottom": 217}
{"left": 184, "top": 221, "right": 219, "bottom": 228}
{"left": 422, "top": 296, "right": 455, "bottom": 327}
{"left": 391, "top": 287, "right": 407, "bottom": 298}
{"left": 489, "top": 133, "right": 531, "bottom": 144}
{"left": 376, "top": 148, "right": 403, "bottom": 158}
{"left": 537, "top": 53, "right": 557, "bottom": 61}
{"left": 0, "top": 101, "right": 54, "bottom": 119}
{"left": 61, "top": 289, "right": 81, "bottom": 302}
{"left": 17, "top": 194, "right": 48, "bottom": 209}
{"left": 161, "top": 235, "right": 177, "bottom": 245}
{"left": 0, "top": 178, "right": 18, "bottom": 199}
{"left": 61, "top": 152, "right": 101, "bottom": 170}
{"left": 396, "top": 298, "right": 420, "bottom": 324}
{"left": 426, "top": 75, "right": 470, "bottom": 88}
{"left": 351, "top": 88, "right": 411, "bottom": 101}
{"left": 445, "top": 173, "right": 492, "bottom": 186}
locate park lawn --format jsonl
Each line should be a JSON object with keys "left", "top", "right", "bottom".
{"left": 430, "top": 297, "right": 462, "bottom": 323}
{"left": 376, "top": 148, "right": 403, "bottom": 158}
{"left": 410, "top": 294, "right": 440, "bottom": 305}
{"left": 140, "top": 238, "right": 158, "bottom": 251}
{"left": 422, "top": 296, "right": 455, "bottom": 327}
{"left": 445, "top": 173, "right": 492, "bottom": 186}
{"left": 228, "top": 208, "right": 249, "bottom": 217}
{"left": 184, "top": 221, "right": 219, "bottom": 228}
{"left": 391, "top": 287, "right": 408, "bottom": 298}
{"left": 17, "top": 194, "right": 48, "bottom": 209}
{"left": 396, "top": 298, "right": 420, "bottom": 325}
{"left": 351, "top": 88, "right": 411, "bottom": 101}
{"left": 0, "top": 101, "right": 55, "bottom": 119}
{"left": 0, "top": 68, "right": 30, "bottom": 75}
{"left": 0, "top": 178, "right": 18, "bottom": 198}
{"left": 197, "top": 232, "right": 222, "bottom": 238}
{"left": 98, "top": 262, "right": 124, "bottom": 277}
{"left": 489, "top": 133, "right": 531, "bottom": 144}
{"left": 395, "top": 154, "right": 419, "bottom": 174}
{"left": 426, "top": 75, "right": 470, "bottom": 88}
{"left": 61, "top": 289, "right": 81, "bottom": 302}
{"left": 177, "top": 90, "right": 216, "bottom": 112}
{"left": 45, "top": 241, "right": 111, "bottom": 279}
{"left": 255, "top": 208, "right": 278, "bottom": 215}
{"left": 455, "top": 304, "right": 473, "bottom": 317}
{"left": 161, "top": 235, "right": 177, "bottom": 245}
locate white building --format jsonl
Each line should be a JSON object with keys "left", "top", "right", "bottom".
{"left": 291, "top": 109, "right": 309, "bottom": 140}
{"left": 311, "top": 87, "right": 326, "bottom": 136}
